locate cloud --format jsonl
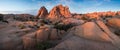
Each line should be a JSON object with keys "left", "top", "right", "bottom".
{"left": 0, "top": 11, "right": 23, "bottom": 14}
{"left": 0, "top": 9, "right": 37, "bottom": 15}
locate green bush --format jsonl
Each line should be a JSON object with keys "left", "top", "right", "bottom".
{"left": 81, "top": 16, "right": 88, "bottom": 20}
{"left": 18, "top": 24, "right": 26, "bottom": 29}
{"left": 54, "top": 23, "right": 74, "bottom": 31}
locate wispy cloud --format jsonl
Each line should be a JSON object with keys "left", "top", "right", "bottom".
{"left": 0, "top": 9, "right": 37, "bottom": 15}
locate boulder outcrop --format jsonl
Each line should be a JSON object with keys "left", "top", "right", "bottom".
{"left": 47, "top": 4, "right": 71, "bottom": 22}
{"left": 48, "top": 36, "right": 119, "bottom": 50}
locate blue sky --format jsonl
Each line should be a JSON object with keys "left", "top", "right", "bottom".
{"left": 0, "top": 0, "right": 120, "bottom": 15}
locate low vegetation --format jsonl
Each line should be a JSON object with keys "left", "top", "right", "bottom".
{"left": 54, "top": 23, "right": 75, "bottom": 31}
{"left": 18, "top": 24, "right": 26, "bottom": 29}
{"left": 0, "top": 14, "right": 4, "bottom": 21}
{"left": 37, "top": 41, "right": 53, "bottom": 50}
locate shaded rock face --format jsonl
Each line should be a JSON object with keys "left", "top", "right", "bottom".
{"left": 22, "top": 33, "right": 37, "bottom": 50}
{"left": 48, "top": 21, "right": 120, "bottom": 50}
{"left": 48, "top": 36, "right": 119, "bottom": 50}
{"left": 107, "top": 18, "right": 120, "bottom": 36}
{"left": 47, "top": 5, "right": 71, "bottom": 21}
{"left": 36, "top": 6, "right": 48, "bottom": 19}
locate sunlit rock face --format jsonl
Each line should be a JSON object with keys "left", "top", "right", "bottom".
{"left": 74, "top": 21, "right": 120, "bottom": 44}
{"left": 67, "top": 22, "right": 111, "bottom": 42}
{"left": 107, "top": 18, "right": 120, "bottom": 29}
{"left": 36, "top": 6, "right": 48, "bottom": 19}
{"left": 107, "top": 18, "right": 120, "bottom": 36}
{"left": 47, "top": 4, "right": 71, "bottom": 22}
{"left": 48, "top": 21, "right": 120, "bottom": 50}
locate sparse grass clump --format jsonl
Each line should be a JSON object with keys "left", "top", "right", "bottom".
{"left": 18, "top": 24, "right": 26, "bottom": 29}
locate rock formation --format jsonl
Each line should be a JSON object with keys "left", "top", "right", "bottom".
{"left": 107, "top": 18, "right": 120, "bottom": 28}
{"left": 22, "top": 25, "right": 66, "bottom": 49}
{"left": 48, "top": 21, "right": 120, "bottom": 50}
{"left": 48, "top": 36, "right": 119, "bottom": 50}
{"left": 36, "top": 6, "right": 48, "bottom": 19}
{"left": 47, "top": 4, "right": 71, "bottom": 22}
{"left": 1, "top": 4, "right": 120, "bottom": 50}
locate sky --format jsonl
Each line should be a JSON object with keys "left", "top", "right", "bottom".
{"left": 0, "top": 0, "right": 120, "bottom": 15}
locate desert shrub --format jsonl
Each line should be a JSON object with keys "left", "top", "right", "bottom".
{"left": 81, "top": 16, "right": 89, "bottom": 20}
{"left": 38, "top": 19, "right": 52, "bottom": 25}
{"left": 37, "top": 41, "right": 53, "bottom": 50}
{"left": 54, "top": 23, "right": 74, "bottom": 31}
{"left": 18, "top": 24, "right": 26, "bottom": 29}
{"left": 114, "top": 30, "right": 120, "bottom": 36}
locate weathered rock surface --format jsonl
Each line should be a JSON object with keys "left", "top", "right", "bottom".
{"left": 66, "top": 21, "right": 120, "bottom": 47}
{"left": 36, "top": 27, "right": 50, "bottom": 42}
{"left": 48, "top": 36, "right": 119, "bottom": 50}
{"left": 22, "top": 32, "right": 36, "bottom": 50}
{"left": 47, "top": 4, "right": 71, "bottom": 22}
{"left": 69, "top": 22, "right": 111, "bottom": 42}
{"left": 96, "top": 20, "right": 120, "bottom": 48}
{"left": 22, "top": 25, "right": 66, "bottom": 49}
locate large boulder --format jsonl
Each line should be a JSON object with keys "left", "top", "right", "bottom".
{"left": 22, "top": 33, "right": 37, "bottom": 49}
{"left": 72, "top": 22, "right": 112, "bottom": 42}
{"left": 36, "top": 25, "right": 66, "bottom": 41}
{"left": 48, "top": 36, "right": 119, "bottom": 50}
{"left": 22, "top": 25, "right": 66, "bottom": 49}
{"left": 36, "top": 26, "right": 50, "bottom": 42}
{"left": 107, "top": 18, "right": 120, "bottom": 29}
{"left": 49, "top": 29, "right": 59, "bottom": 40}
{"left": 96, "top": 21, "right": 120, "bottom": 48}
{"left": 66, "top": 21, "right": 120, "bottom": 48}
